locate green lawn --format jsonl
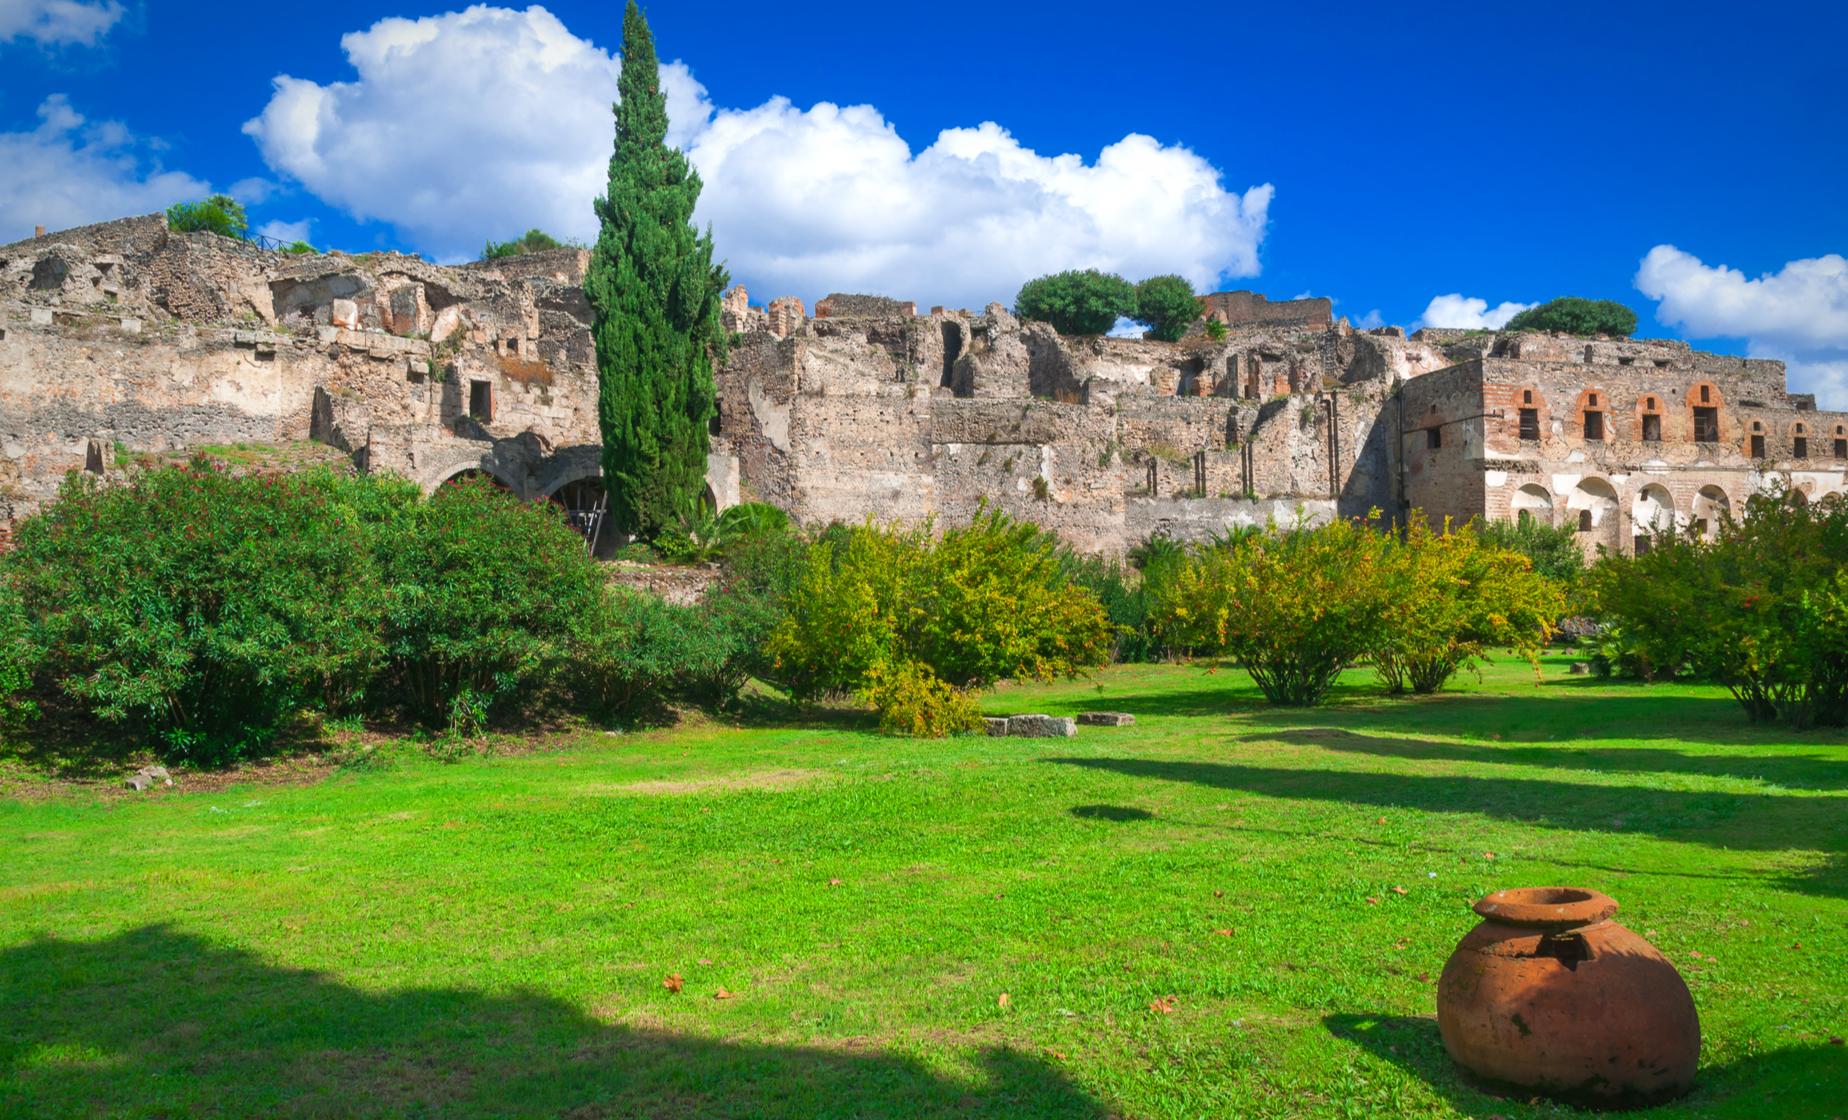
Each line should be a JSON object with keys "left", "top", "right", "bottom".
{"left": 2, "top": 657, "right": 1844, "bottom": 1118}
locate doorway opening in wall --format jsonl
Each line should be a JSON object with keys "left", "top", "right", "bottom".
{"left": 1426, "top": 427, "right": 1442, "bottom": 450}
{"left": 1751, "top": 434, "right": 1766, "bottom": 459}
{"left": 1794, "top": 436, "right": 1808, "bottom": 459}
{"left": 940, "top": 322, "right": 962, "bottom": 389}
{"left": 1583, "top": 411, "right": 1604, "bottom": 441}
{"left": 1642, "top": 414, "right": 1661, "bottom": 442}
{"left": 549, "top": 477, "right": 613, "bottom": 559}
{"left": 468, "top": 379, "right": 494, "bottom": 422}
{"left": 1519, "top": 408, "right": 1540, "bottom": 440}
{"left": 1837, "top": 437, "right": 1848, "bottom": 459}
{"left": 1578, "top": 509, "right": 1593, "bottom": 532}
{"left": 1693, "top": 406, "right": 1718, "bottom": 442}
{"left": 1634, "top": 535, "right": 1651, "bottom": 556}
{"left": 709, "top": 403, "right": 722, "bottom": 436}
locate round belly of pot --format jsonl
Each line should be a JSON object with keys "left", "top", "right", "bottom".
{"left": 1436, "top": 887, "right": 1699, "bottom": 1107}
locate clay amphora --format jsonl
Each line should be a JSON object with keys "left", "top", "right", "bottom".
{"left": 1436, "top": 887, "right": 1699, "bottom": 1107}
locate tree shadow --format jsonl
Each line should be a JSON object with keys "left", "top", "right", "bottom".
{"left": 1069, "top": 804, "right": 1154, "bottom": 822}
{"left": 0, "top": 927, "right": 1107, "bottom": 1119}
{"left": 1247, "top": 727, "right": 1848, "bottom": 792}
{"left": 1323, "top": 1013, "right": 1847, "bottom": 1119}
{"left": 1045, "top": 757, "right": 1848, "bottom": 899}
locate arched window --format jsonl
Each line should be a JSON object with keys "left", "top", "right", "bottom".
{"left": 1577, "top": 389, "right": 1608, "bottom": 442}
{"left": 1748, "top": 420, "right": 1767, "bottom": 461}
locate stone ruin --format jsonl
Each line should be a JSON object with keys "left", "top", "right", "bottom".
{"left": 3, "top": 213, "right": 1845, "bottom": 559}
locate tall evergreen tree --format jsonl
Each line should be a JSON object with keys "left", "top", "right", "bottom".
{"left": 586, "top": 2, "right": 728, "bottom": 539}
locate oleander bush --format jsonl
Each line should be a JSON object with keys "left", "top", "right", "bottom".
{"left": 568, "top": 587, "right": 698, "bottom": 720}
{"left": 0, "top": 576, "right": 38, "bottom": 732}
{"left": 1587, "top": 489, "right": 1848, "bottom": 727}
{"left": 7, "top": 466, "right": 384, "bottom": 763}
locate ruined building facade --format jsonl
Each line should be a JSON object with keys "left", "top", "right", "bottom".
{"left": 3, "top": 215, "right": 1843, "bottom": 556}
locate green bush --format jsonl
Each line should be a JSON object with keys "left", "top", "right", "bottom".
{"left": 862, "top": 658, "right": 984, "bottom": 737}
{"left": 374, "top": 476, "right": 602, "bottom": 727}
{"left": 766, "top": 509, "right": 1113, "bottom": 733}
{"left": 1370, "top": 518, "right": 1564, "bottom": 694}
{"left": 8, "top": 466, "right": 383, "bottom": 763}
{"left": 1149, "top": 515, "right": 1395, "bottom": 706}
{"left": 1476, "top": 515, "right": 1585, "bottom": 587}
{"left": 1061, "top": 552, "right": 1160, "bottom": 662}
{"left": 1134, "top": 275, "right": 1200, "bottom": 342}
{"left": 0, "top": 577, "right": 39, "bottom": 731}
{"left": 1587, "top": 490, "right": 1848, "bottom": 726}
{"left": 165, "top": 195, "right": 248, "bottom": 239}
{"left": 1014, "top": 270, "right": 1136, "bottom": 336}
{"left": 483, "top": 229, "right": 567, "bottom": 259}
{"left": 283, "top": 240, "right": 317, "bottom": 255}
{"left": 1503, "top": 298, "right": 1638, "bottom": 338}
{"left": 569, "top": 587, "right": 695, "bottom": 719}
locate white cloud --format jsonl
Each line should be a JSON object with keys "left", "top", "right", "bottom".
{"left": 1353, "top": 308, "right": 1384, "bottom": 330}
{"left": 0, "top": 0, "right": 122, "bottom": 45}
{"left": 1417, "top": 293, "right": 1534, "bottom": 331}
{"left": 1636, "top": 247, "right": 1848, "bottom": 407}
{"left": 256, "top": 218, "right": 311, "bottom": 245}
{"left": 245, "top": 5, "right": 1273, "bottom": 307}
{"left": 1106, "top": 317, "right": 1147, "bottom": 339}
{"left": 0, "top": 95, "right": 210, "bottom": 243}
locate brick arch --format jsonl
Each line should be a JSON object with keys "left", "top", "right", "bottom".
{"left": 1574, "top": 387, "right": 1610, "bottom": 441}
{"left": 1633, "top": 391, "right": 1667, "bottom": 443}
{"left": 1686, "top": 381, "right": 1724, "bottom": 443}
{"left": 1791, "top": 419, "right": 1812, "bottom": 459}
{"left": 1504, "top": 385, "right": 1549, "bottom": 443}
{"left": 1745, "top": 416, "right": 1768, "bottom": 460}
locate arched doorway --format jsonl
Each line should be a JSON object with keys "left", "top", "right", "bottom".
{"left": 1511, "top": 483, "right": 1554, "bottom": 526}
{"left": 440, "top": 467, "right": 513, "bottom": 492}
{"left": 547, "top": 476, "right": 617, "bottom": 558}
{"left": 1567, "top": 477, "right": 1620, "bottom": 554}
{"left": 1691, "top": 485, "right": 1729, "bottom": 540}
{"left": 1630, "top": 484, "right": 1675, "bottom": 554}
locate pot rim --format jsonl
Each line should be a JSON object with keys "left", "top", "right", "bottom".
{"left": 1473, "top": 886, "right": 1618, "bottom": 929}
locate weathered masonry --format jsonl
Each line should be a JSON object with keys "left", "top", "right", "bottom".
{"left": 3, "top": 214, "right": 1843, "bottom": 556}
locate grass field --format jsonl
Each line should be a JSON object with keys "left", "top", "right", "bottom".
{"left": 2, "top": 656, "right": 1844, "bottom": 1118}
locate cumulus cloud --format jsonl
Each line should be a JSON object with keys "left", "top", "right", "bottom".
{"left": 0, "top": 95, "right": 210, "bottom": 243}
{"left": 1417, "top": 293, "right": 1534, "bottom": 331}
{"left": 0, "top": 0, "right": 122, "bottom": 45}
{"left": 1637, "top": 245, "right": 1848, "bottom": 406}
{"left": 245, "top": 5, "right": 1272, "bottom": 308}
{"left": 256, "top": 217, "right": 311, "bottom": 245}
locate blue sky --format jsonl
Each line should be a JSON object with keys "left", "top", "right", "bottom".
{"left": 4, "top": 0, "right": 1846, "bottom": 402}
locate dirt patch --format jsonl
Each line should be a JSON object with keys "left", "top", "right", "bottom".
{"left": 592, "top": 769, "right": 828, "bottom": 796}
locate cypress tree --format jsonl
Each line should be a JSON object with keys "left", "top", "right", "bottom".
{"left": 586, "top": 2, "right": 728, "bottom": 539}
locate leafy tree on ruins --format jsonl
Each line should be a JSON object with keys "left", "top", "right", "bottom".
{"left": 1014, "top": 270, "right": 1136, "bottom": 336}
{"left": 1503, "top": 297, "right": 1638, "bottom": 338}
{"left": 586, "top": 1, "right": 729, "bottom": 540}
{"left": 483, "top": 229, "right": 569, "bottom": 260}
{"left": 1134, "top": 274, "right": 1201, "bottom": 342}
{"left": 165, "top": 195, "right": 248, "bottom": 239}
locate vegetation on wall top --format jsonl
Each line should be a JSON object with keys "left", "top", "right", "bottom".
{"left": 1504, "top": 297, "right": 1639, "bottom": 338}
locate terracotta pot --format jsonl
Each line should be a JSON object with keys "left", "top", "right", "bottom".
{"left": 1436, "top": 887, "right": 1699, "bottom": 1108}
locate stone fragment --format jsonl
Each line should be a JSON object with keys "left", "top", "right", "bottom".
{"left": 330, "top": 299, "right": 360, "bottom": 329}
{"left": 1077, "top": 712, "right": 1136, "bottom": 727}
{"left": 1567, "top": 662, "right": 1590, "bottom": 675}
{"left": 430, "top": 305, "right": 464, "bottom": 345}
{"left": 29, "top": 308, "right": 52, "bottom": 326}
{"left": 124, "top": 774, "right": 151, "bottom": 791}
{"left": 1006, "top": 714, "right": 1076, "bottom": 738}
{"left": 983, "top": 717, "right": 1010, "bottom": 737}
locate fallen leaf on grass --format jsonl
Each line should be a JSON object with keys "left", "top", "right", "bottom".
{"left": 1790, "top": 942, "right": 1802, "bottom": 950}
{"left": 663, "top": 973, "right": 683, "bottom": 993}
{"left": 1048, "top": 1049, "right": 1068, "bottom": 1060}
{"left": 1365, "top": 896, "right": 1380, "bottom": 906}
{"left": 1416, "top": 972, "right": 1430, "bottom": 983}
{"left": 997, "top": 993, "right": 1011, "bottom": 1009}
{"left": 1482, "top": 852, "right": 1496, "bottom": 860}
{"left": 1213, "top": 929, "right": 1234, "bottom": 937}
{"left": 698, "top": 958, "right": 713, "bottom": 965}
{"left": 714, "top": 988, "right": 734, "bottom": 1000}
{"left": 1391, "top": 886, "right": 1407, "bottom": 895}
{"left": 1149, "top": 996, "right": 1176, "bottom": 1014}
{"left": 1829, "top": 1036, "right": 1843, "bottom": 1046}
{"left": 828, "top": 878, "right": 843, "bottom": 887}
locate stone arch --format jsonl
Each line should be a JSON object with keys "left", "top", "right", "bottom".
{"left": 1567, "top": 476, "right": 1620, "bottom": 551}
{"left": 544, "top": 473, "right": 618, "bottom": 558}
{"left": 1691, "top": 485, "right": 1730, "bottom": 539}
{"left": 1631, "top": 483, "right": 1676, "bottom": 552}
{"left": 1510, "top": 483, "right": 1554, "bottom": 526}
{"left": 435, "top": 464, "right": 516, "bottom": 492}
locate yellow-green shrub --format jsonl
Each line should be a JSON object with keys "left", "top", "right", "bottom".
{"left": 862, "top": 658, "right": 984, "bottom": 737}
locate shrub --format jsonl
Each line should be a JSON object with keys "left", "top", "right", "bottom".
{"left": 1586, "top": 489, "right": 1848, "bottom": 727}
{"left": 8, "top": 466, "right": 383, "bottom": 763}
{"left": 0, "top": 577, "right": 39, "bottom": 731}
{"left": 374, "top": 476, "right": 602, "bottom": 727}
{"left": 1370, "top": 518, "right": 1564, "bottom": 694}
{"left": 283, "top": 240, "right": 317, "bottom": 255}
{"left": 1203, "top": 318, "right": 1229, "bottom": 342}
{"left": 766, "top": 509, "right": 1113, "bottom": 732}
{"left": 483, "top": 229, "right": 567, "bottom": 259}
{"left": 1061, "top": 552, "right": 1158, "bottom": 661}
{"left": 1148, "top": 515, "right": 1394, "bottom": 706}
{"left": 569, "top": 587, "right": 694, "bottom": 719}
{"left": 1134, "top": 275, "right": 1200, "bottom": 342}
{"left": 1476, "top": 516, "right": 1584, "bottom": 587}
{"left": 653, "top": 501, "right": 791, "bottom": 564}
{"left": 1014, "top": 270, "right": 1136, "bottom": 336}
{"left": 165, "top": 195, "right": 248, "bottom": 239}
{"left": 862, "top": 658, "right": 984, "bottom": 737}
{"left": 1503, "top": 298, "right": 1638, "bottom": 338}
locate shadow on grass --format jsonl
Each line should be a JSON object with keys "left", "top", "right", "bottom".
{"left": 1046, "top": 757, "right": 1848, "bottom": 899}
{"left": 0, "top": 926, "right": 1107, "bottom": 1120}
{"left": 1251, "top": 727, "right": 1848, "bottom": 792}
{"left": 1323, "top": 1013, "right": 1848, "bottom": 1119}
{"left": 1069, "top": 804, "right": 1154, "bottom": 822}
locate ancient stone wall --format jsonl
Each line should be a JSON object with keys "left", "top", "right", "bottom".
{"left": 1198, "top": 290, "right": 1332, "bottom": 331}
